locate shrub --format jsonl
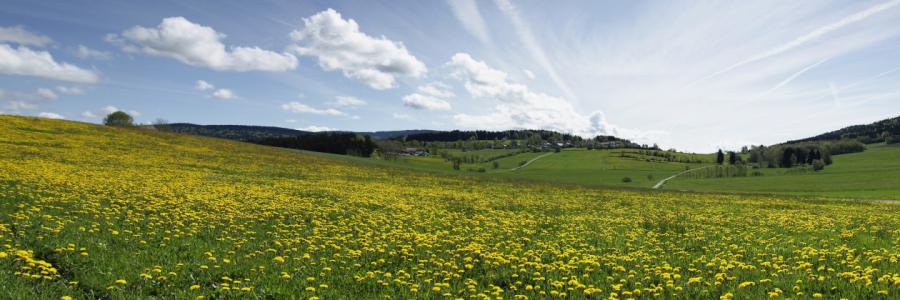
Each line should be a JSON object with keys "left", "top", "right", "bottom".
{"left": 477, "top": 168, "right": 485, "bottom": 172}
{"left": 518, "top": 161, "right": 527, "bottom": 167}
{"left": 622, "top": 177, "right": 632, "bottom": 183}
{"left": 751, "top": 171, "right": 764, "bottom": 176}
{"left": 647, "top": 174, "right": 654, "bottom": 181}
{"left": 886, "top": 136, "right": 896, "bottom": 144}
{"left": 492, "top": 161, "right": 500, "bottom": 169}
{"left": 812, "top": 159, "right": 825, "bottom": 171}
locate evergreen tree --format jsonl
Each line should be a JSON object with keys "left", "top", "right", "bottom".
{"left": 716, "top": 149, "right": 724, "bottom": 165}
{"left": 728, "top": 152, "right": 736, "bottom": 165}
{"left": 781, "top": 148, "right": 795, "bottom": 168}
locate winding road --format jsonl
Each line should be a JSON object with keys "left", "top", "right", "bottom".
{"left": 489, "top": 152, "right": 554, "bottom": 173}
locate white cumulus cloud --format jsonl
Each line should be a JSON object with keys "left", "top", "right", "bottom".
{"left": 55, "top": 85, "right": 86, "bottom": 95}
{"left": 297, "top": 125, "right": 336, "bottom": 132}
{"left": 402, "top": 93, "right": 452, "bottom": 111}
{"left": 0, "top": 25, "right": 53, "bottom": 46}
{"left": 80, "top": 111, "right": 98, "bottom": 118}
{"left": 288, "top": 9, "right": 427, "bottom": 89}
{"left": 282, "top": 102, "right": 346, "bottom": 116}
{"left": 128, "top": 110, "right": 142, "bottom": 117}
{"left": 329, "top": 96, "right": 367, "bottom": 107}
{"left": 417, "top": 82, "right": 455, "bottom": 98}
{"left": 37, "top": 112, "right": 64, "bottom": 119}
{"left": 114, "top": 17, "right": 298, "bottom": 71}
{"left": 285, "top": 119, "right": 297, "bottom": 123}
{"left": 207, "top": 89, "right": 237, "bottom": 99}
{"left": 0, "top": 101, "right": 39, "bottom": 115}
{"left": 445, "top": 53, "right": 663, "bottom": 140}
{"left": 194, "top": 80, "right": 215, "bottom": 90}
{"left": 0, "top": 87, "right": 58, "bottom": 102}
{"left": 100, "top": 106, "right": 119, "bottom": 115}
{"left": 73, "top": 45, "right": 113, "bottom": 60}
{"left": 0, "top": 44, "right": 101, "bottom": 83}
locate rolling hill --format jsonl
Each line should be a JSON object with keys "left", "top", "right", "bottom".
{"left": 169, "top": 123, "right": 434, "bottom": 141}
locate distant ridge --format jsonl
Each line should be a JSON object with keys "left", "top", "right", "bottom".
{"left": 784, "top": 115, "right": 900, "bottom": 144}
{"left": 168, "top": 123, "right": 434, "bottom": 141}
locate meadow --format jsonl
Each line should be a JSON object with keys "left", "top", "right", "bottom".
{"left": 2, "top": 115, "right": 900, "bottom": 299}
{"left": 306, "top": 147, "right": 716, "bottom": 189}
{"left": 664, "top": 147, "right": 900, "bottom": 200}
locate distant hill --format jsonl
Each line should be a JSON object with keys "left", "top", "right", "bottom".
{"left": 784, "top": 115, "right": 900, "bottom": 144}
{"left": 168, "top": 123, "right": 433, "bottom": 141}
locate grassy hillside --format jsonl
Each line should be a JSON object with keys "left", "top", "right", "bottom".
{"left": 663, "top": 147, "right": 900, "bottom": 199}
{"left": 306, "top": 147, "right": 716, "bottom": 189}
{"left": 169, "top": 123, "right": 434, "bottom": 141}
{"left": 2, "top": 115, "right": 900, "bottom": 299}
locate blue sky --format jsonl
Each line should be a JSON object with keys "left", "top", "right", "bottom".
{"left": 2, "top": 0, "right": 899, "bottom": 152}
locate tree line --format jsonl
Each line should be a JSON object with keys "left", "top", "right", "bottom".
{"left": 250, "top": 132, "right": 377, "bottom": 157}
{"left": 785, "top": 115, "right": 900, "bottom": 145}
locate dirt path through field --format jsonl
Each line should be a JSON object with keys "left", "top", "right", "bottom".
{"left": 653, "top": 165, "right": 713, "bottom": 189}
{"left": 489, "top": 152, "right": 554, "bottom": 173}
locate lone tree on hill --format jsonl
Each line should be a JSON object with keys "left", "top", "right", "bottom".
{"left": 716, "top": 149, "right": 725, "bottom": 165}
{"left": 103, "top": 111, "right": 134, "bottom": 127}
{"left": 729, "top": 151, "right": 736, "bottom": 165}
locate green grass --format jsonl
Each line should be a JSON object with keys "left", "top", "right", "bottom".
{"left": 293, "top": 147, "right": 715, "bottom": 189}
{"left": 663, "top": 146, "right": 900, "bottom": 199}
{"left": 487, "top": 148, "right": 707, "bottom": 188}
{"left": 290, "top": 145, "right": 900, "bottom": 200}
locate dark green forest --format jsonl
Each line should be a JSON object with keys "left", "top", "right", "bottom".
{"left": 250, "top": 132, "right": 377, "bottom": 157}
{"left": 785, "top": 116, "right": 900, "bottom": 144}
{"left": 169, "top": 123, "right": 433, "bottom": 141}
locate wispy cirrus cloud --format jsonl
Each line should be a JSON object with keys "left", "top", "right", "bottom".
{"left": 494, "top": 0, "right": 578, "bottom": 105}
{"left": 685, "top": 0, "right": 900, "bottom": 90}
{"left": 446, "top": 0, "right": 492, "bottom": 44}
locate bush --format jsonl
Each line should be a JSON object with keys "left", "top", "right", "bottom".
{"left": 647, "top": 174, "right": 654, "bottom": 181}
{"left": 751, "top": 171, "right": 764, "bottom": 176}
{"left": 103, "top": 111, "right": 134, "bottom": 127}
{"left": 518, "top": 161, "right": 527, "bottom": 167}
{"left": 886, "top": 136, "right": 896, "bottom": 144}
{"left": 477, "top": 168, "right": 485, "bottom": 172}
{"left": 812, "top": 159, "right": 825, "bottom": 171}
{"left": 554, "top": 147, "right": 561, "bottom": 153}
{"left": 492, "top": 161, "right": 500, "bottom": 169}
{"left": 622, "top": 177, "right": 632, "bottom": 183}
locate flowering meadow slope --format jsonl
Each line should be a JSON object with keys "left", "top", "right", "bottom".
{"left": 1, "top": 115, "right": 900, "bottom": 299}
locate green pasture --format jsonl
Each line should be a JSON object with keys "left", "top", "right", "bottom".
{"left": 488, "top": 148, "right": 712, "bottom": 188}
{"left": 291, "top": 147, "right": 717, "bottom": 189}
{"left": 663, "top": 146, "right": 900, "bottom": 200}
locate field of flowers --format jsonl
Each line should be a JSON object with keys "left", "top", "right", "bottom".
{"left": 2, "top": 115, "right": 900, "bottom": 300}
